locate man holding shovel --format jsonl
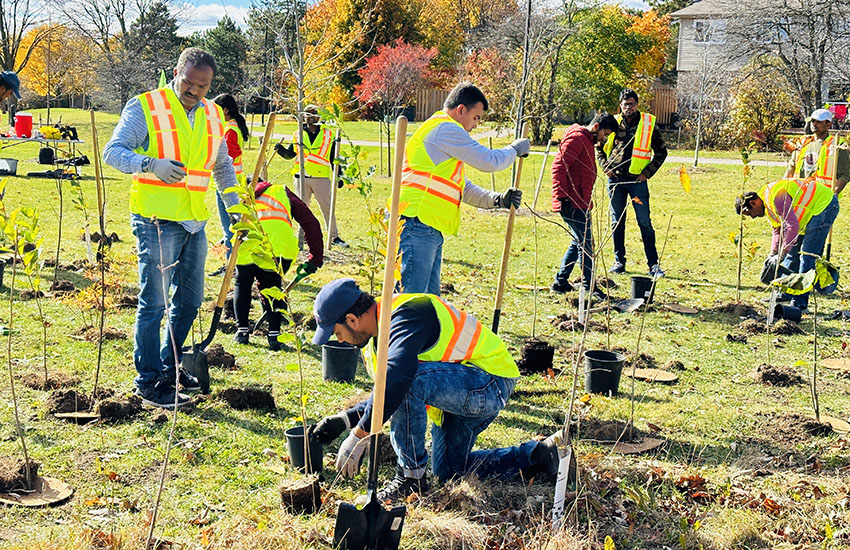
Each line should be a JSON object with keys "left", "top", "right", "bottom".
{"left": 310, "top": 278, "right": 561, "bottom": 502}
{"left": 550, "top": 113, "right": 619, "bottom": 298}
{"left": 397, "top": 82, "right": 529, "bottom": 294}
{"left": 736, "top": 178, "right": 839, "bottom": 312}
{"left": 103, "top": 47, "right": 239, "bottom": 409}
{"left": 785, "top": 109, "right": 849, "bottom": 196}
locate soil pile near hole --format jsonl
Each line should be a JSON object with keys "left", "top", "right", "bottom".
{"left": 441, "top": 282, "right": 457, "bottom": 294}
{"left": 19, "top": 371, "right": 80, "bottom": 390}
{"left": 738, "top": 319, "right": 764, "bottom": 334}
{"left": 344, "top": 392, "right": 371, "bottom": 410}
{"left": 574, "top": 418, "right": 649, "bottom": 442}
{"left": 18, "top": 289, "right": 45, "bottom": 300}
{"left": 711, "top": 302, "right": 760, "bottom": 318}
{"left": 85, "top": 231, "right": 121, "bottom": 244}
{"left": 595, "top": 277, "right": 618, "bottom": 290}
{"left": 753, "top": 364, "right": 804, "bottom": 387}
{"left": 516, "top": 338, "right": 555, "bottom": 375}
{"left": 279, "top": 476, "right": 321, "bottom": 514}
{"left": 626, "top": 352, "right": 656, "bottom": 369}
{"left": 304, "top": 317, "right": 317, "bottom": 331}
{"left": 117, "top": 293, "right": 138, "bottom": 308}
{"left": 664, "top": 360, "right": 685, "bottom": 371}
{"left": 725, "top": 333, "right": 748, "bottom": 343}
{"left": 219, "top": 387, "right": 275, "bottom": 410}
{"left": 97, "top": 395, "right": 143, "bottom": 421}
{"left": 0, "top": 457, "right": 41, "bottom": 492}
{"left": 552, "top": 313, "right": 606, "bottom": 332}
{"left": 50, "top": 280, "right": 76, "bottom": 293}
{"left": 207, "top": 344, "right": 236, "bottom": 369}
{"left": 758, "top": 413, "right": 832, "bottom": 444}
{"left": 46, "top": 389, "right": 92, "bottom": 413}
{"left": 73, "top": 325, "right": 128, "bottom": 342}
{"left": 773, "top": 320, "right": 804, "bottom": 335}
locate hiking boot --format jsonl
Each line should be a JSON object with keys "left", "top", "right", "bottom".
{"left": 331, "top": 237, "right": 349, "bottom": 248}
{"left": 208, "top": 265, "right": 227, "bottom": 277}
{"left": 649, "top": 264, "right": 666, "bottom": 278}
{"left": 550, "top": 280, "right": 573, "bottom": 294}
{"left": 609, "top": 262, "right": 626, "bottom": 274}
{"left": 377, "top": 470, "right": 429, "bottom": 503}
{"left": 136, "top": 381, "right": 190, "bottom": 410}
{"left": 234, "top": 331, "right": 249, "bottom": 345}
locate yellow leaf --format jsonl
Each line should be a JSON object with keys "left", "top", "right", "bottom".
{"left": 605, "top": 535, "right": 616, "bottom": 550}
{"left": 678, "top": 166, "right": 691, "bottom": 193}
{"left": 793, "top": 360, "right": 807, "bottom": 367}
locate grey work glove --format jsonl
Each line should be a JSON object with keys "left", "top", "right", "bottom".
{"left": 148, "top": 158, "right": 186, "bottom": 184}
{"left": 510, "top": 138, "right": 530, "bottom": 158}
{"left": 310, "top": 411, "right": 351, "bottom": 444}
{"left": 335, "top": 430, "right": 369, "bottom": 478}
{"left": 499, "top": 188, "right": 523, "bottom": 209}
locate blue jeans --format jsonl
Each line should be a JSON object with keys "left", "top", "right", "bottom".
{"left": 131, "top": 215, "right": 207, "bottom": 389}
{"left": 216, "top": 191, "right": 233, "bottom": 257}
{"left": 608, "top": 178, "right": 658, "bottom": 268}
{"left": 398, "top": 216, "right": 443, "bottom": 295}
{"left": 389, "top": 361, "right": 537, "bottom": 482}
{"left": 781, "top": 195, "right": 839, "bottom": 309}
{"left": 554, "top": 202, "right": 594, "bottom": 290}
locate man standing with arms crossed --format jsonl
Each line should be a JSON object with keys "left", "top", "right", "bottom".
{"left": 596, "top": 89, "right": 668, "bottom": 278}
{"left": 103, "top": 48, "right": 239, "bottom": 409}
{"left": 397, "top": 82, "right": 530, "bottom": 294}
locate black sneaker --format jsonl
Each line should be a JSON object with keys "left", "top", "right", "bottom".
{"left": 178, "top": 368, "right": 201, "bottom": 392}
{"left": 609, "top": 262, "right": 626, "bottom": 274}
{"left": 331, "top": 237, "right": 349, "bottom": 248}
{"left": 267, "top": 333, "right": 291, "bottom": 352}
{"left": 136, "top": 381, "right": 190, "bottom": 409}
{"left": 591, "top": 288, "right": 608, "bottom": 303}
{"left": 234, "top": 331, "right": 249, "bottom": 345}
{"left": 208, "top": 265, "right": 227, "bottom": 277}
{"left": 550, "top": 280, "right": 574, "bottom": 294}
{"left": 376, "top": 470, "right": 429, "bottom": 503}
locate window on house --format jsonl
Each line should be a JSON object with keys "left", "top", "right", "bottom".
{"left": 693, "top": 19, "right": 726, "bottom": 45}
{"left": 758, "top": 17, "right": 790, "bottom": 44}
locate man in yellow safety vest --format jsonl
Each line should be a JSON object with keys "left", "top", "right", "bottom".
{"left": 274, "top": 104, "right": 347, "bottom": 247}
{"left": 736, "top": 178, "right": 839, "bottom": 312}
{"left": 785, "top": 108, "right": 849, "bottom": 196}
{"left": 103, "top": 48, "right": 239, "bottom": 409}
{"left": 596, "top": 88, "right": 668, "bottom": 278}
{"left": 397, "top": 82, "right": 530, "bottom": 294}
{"left": 309, "top": 278, "right": 563, "bottom": 503}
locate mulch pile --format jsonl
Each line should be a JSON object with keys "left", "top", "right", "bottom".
{"left": 19, "top": 371, "right": 80, "bottom": 390}
{"left": 753, "top": 364, "right": 804, "bottom": 387}
{"left": 0, "top": 457, "right": 41, "bottom": 492}
{"left": 218, "top": 387, "right": 275, "bottom": 410}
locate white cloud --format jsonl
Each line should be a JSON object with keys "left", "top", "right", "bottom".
{"left": 178, "top": 3, "right": 251, "bottom": 36}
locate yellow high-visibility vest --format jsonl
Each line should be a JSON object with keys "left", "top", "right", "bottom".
{"left": 291, "top": 126, "right": 333, "bottom": 178}
{"left": 759, "top": 178, "right": 834, "bottom": 235}
{"left": 226, "top": 120, "right": 246, "bottom": 187}
{"left": 364, "top": 294, "right": 519, "bottom": 425}
{"left": 237, "top": 184, "right": 299, "bottom": 265}
{"left": 132, "top": 87, "right": 226, "bottom": 221}
{"left": 398, "top": 112, "right": 467, "bottom": 236}
{"left": 794, "top": 135, "right": 843, "bottom": 192}
{"left": 603, "top": 113, "right": 657, "bottom": 175}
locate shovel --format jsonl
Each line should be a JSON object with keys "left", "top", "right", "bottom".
{"left": 333, "top": 115, "right": 408, "bottom": 550}
{"left": 587, "top": 298, "right": 644, "bottom": 315}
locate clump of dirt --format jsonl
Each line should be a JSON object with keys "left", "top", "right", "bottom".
{"left": 50, "top": 280, "right": 76, "bottom": 293}
{"left": 85, "top": 231, "right": 121, "bottom": 244}
{"left": 19, "top": 371, "right": 80, "bottom": 390}
{"left": 73, "top": 325, "right": 128, "bottom": 342}
{"left": 116, "top": 293, "right": 138, "bottom": 308}
{"left": 440, "top": 282, "right": 457, "bottom": 294}
{"left": 45, "top": 388, "right": 92, "bottom": 414}
{"left": 711, "top": 302, "right": 760, "bottom": 318}
{"left": 725, "top": 333, "right": 748, "bottom": 343}
{"left": 758, "top": 413, "right": 832, "bottom": 444}
{"left": 738, "top": 319, "right": 764, "bottom": 334}
{"left": 206, "top": 343, "right": 237, "bottom": 369}
{"left": 574, "top": 418, "right": 648, "bottom": 443}
{"left": 664, "top": 360, "right": 685, "bottom": 371}
{"left": 18, "top": 289, "right": 45, "bottom": 300}
{"left": 218, "top": 387, "right": 275, "bottom": 410}
{"left": 304, "top": 317, "right": 317, "bottom": 331}
{"left": 773, "top": 319, "right": 804, "bottom": 335}
{"left": 753, "top": 364, "right": 804, "bottom": 387}
{"left": 552, "top": 313, "right": 607, "bottom": 332}
{"left": 626, "top": 352, "right": 656, "bottom": 369}
{"left": 279, "top": 475, "right": 321, "bottom": 514}
{"left": 97, "top": 394, "right": 143, "bottom": 421}
{"left": 516, "top": 338, "right": 555, "bottom": 375}
{"left": 0, "top": 457, "right": 41, "bottom": 492}
{"left": 595, "top": 277, "right": 618, "bottom": 290}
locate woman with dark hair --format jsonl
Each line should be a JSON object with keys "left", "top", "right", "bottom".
{"left": 210, "top": 93, "right": 251, "bottom": 274}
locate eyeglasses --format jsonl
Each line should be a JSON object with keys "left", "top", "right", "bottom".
{"left": 621, "top": 101, "right": 637, "bottom": 107}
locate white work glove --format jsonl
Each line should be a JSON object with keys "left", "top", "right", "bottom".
{"left": 510, "top": 138, "right": 530, "bottom": 158}
{"left": 148, "top": 158, "right": 186, "bottom": 184}
{"left": 335, "top": 430, "right": 369, "bottom": 478}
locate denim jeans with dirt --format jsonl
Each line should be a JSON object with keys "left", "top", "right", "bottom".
{"left": 389, "top": 361, "right": 538, "bottom": 482}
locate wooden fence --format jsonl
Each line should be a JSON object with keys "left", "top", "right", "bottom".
{"left": 650, "top": 84, "right": 677, "bottom": 126}
{"left": 415, "top": 88, "right": 450, "bottom": 121}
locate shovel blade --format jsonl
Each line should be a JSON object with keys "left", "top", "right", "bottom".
{"left": 334, "top": 494, "right": 405, "bottom": 550}
{"left": 614, "top": 298, "right": 644, "bottom": 314}
{"left": 182, "top": 346, "right": 210, "bottom": 394}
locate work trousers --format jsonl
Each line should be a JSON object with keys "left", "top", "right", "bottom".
{"left": 295, "top": 175, "right": 338, "bottom": 241}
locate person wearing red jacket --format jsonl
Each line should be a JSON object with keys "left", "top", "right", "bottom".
{"left": 550, "top": 114, "right": 619, "bottom": 297}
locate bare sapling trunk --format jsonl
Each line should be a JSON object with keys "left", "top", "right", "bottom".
{"left": 7, "top": 236, "right": 32, "bottom": 490}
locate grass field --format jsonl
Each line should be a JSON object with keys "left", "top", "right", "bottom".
{"left": 0, "top": 108, "right": 849, "bottom": 549}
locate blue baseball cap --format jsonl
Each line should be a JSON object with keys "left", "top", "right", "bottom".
{"left": 0, "top": 71, "right": 20, "bottom": 99}
{"left": 312, "top": 278, "right": 363, "bottom": 345}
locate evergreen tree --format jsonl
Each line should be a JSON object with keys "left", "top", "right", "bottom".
{"left": 202, "top": 16, "right": 248, "bottom": 97}
{"left": 128, "top": 1, "right": 182, "bottom": 90}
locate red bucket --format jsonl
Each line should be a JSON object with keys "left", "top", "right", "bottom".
{"left": 14, "top": 112, "right": 33, "bottom": 138}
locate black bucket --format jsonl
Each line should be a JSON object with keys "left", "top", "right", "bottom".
{"left": 321, "top": 342, "right": 359, "bottom": 383}
{"left": 285, "top": 425, "right": 324, "bottom": 474}
{"left": 773, "top": 304, "right": 803, "bottom": 323}
{"left": 630, "top": 276, "right": 655, "bottom": 303}
{"left": 583, "top": 350, "right": 625, "bottom": 396}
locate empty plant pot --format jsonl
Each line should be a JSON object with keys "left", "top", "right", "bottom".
{"left": 321, "top": 342, "right": 359, "bottom": 383}
{"left": 630, "top": 276, "right": 655, "bottom": 303}
{"left": 773, "top": 304, "right": 803, "bottom": 323}
{"left": 583, "top": 350, "right": 625, "bottom": 396}
{"left": 285, "top": 425, "right": 324, "bottom": 474}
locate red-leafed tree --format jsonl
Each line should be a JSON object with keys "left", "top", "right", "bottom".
{"left": 355, "top": 38, "right": 436, "bottom": 175}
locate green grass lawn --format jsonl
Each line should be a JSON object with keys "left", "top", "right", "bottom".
{"left": 0, "top": 109, "right": 848, "bottom": 549}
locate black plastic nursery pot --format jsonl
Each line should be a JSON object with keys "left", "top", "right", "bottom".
{"left": 321, "top": 341, "right": 359, "bottom": 383}
{"left": 285, "top": 425, "right": 324, "bottom": 474}
{"left": 630, "top": 276, "right": 655, "bottom": 303}
{"left": 583, "top": 350, "right": 626, "bottom": 396}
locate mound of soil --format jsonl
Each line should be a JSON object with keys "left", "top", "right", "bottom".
{"left": 758, "top": 413, "right": 832, "bottom": 444}
{"left": 552, "top": 313, "right": 607, "bottom": 332}
{"left": 73, "top": 325, "right": 128, "bottom": 342}
{"left": 19, "top": 371, "right": 80, "bottom": 390}
{"left": 574, "top": 418, "right": 648, "bottom": 443}
{"left": 753, "top": 364, "right": 804, "bottom": 387}
{"left": 218, "top": 387, "right": 275, "bottom": 410}
{"left": 206, "top": 343, "right": 236, "bottom": 369}
{"left": 85, "top": 231, "right": 121, "bottom": 244}
{"left": 0, "top": 457, "right": 41, "bottom": 492}
{"left": 304, "top": 317, "right": 317, "bottom": 331}
{"left": 45, "top": 389, "right": 92, "bottom": 414}
{"left": 664, "top": 360, "right": 685, "bottom": 371}
{"left": 279, "top": 475, "right": 321, "bottom": 514}
{"left": 18, "top": 289, "right": 45, "bottom": 300}
{"left": 738, "top": 319, "right": 764, "bottom": 334}
{"left": 344, "top": 392, "right": 371, "bottom": 410}
{"left": 516, "top": 338, "right": 555, "bottom": 375}
{"left": 725, "top": 333, "right": 748, "bottom": 343}
{"left": 218, "top": 319, "right": 237, "bottom": 335}
{"left": 595, "top": 277, "right": 618, "bottom": 290}
{"left": 711, "top": 302, "right": 760, "bottom": 318}
{"left": 626, "top": 352, "right": 656, "bottom": 369}
{"left": 773, "top": 319, "right": 804, "bottom": 335}
{"left": 440, "top": 282, "right": 457, "bottom": 294}
{"left": 116, "top": 293, "right": 138, "bottom": 308}
{"left": 97, "top": 395, "right": 143, "bottom": 421}
{"left": 50, "top": 280, "right": 76, "bottom": 293}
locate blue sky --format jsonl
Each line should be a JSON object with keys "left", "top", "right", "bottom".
{"left": 181, "top": 0, "right": 650, "bottom": 35}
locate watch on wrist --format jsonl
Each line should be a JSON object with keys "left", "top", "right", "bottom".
{"left": 141, "top": 157, "right": 151, "bottom": 172}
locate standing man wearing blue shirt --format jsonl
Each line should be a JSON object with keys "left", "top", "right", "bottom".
{"left": 397, "top": 82, "right": 530, "bottom": 294}
{"left": 103, "top": 48, "right": 239, "bottom": 409}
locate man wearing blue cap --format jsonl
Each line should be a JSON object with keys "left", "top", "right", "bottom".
{"left": 309, "top": 278, "right": 562, "bottom": 502}
{"left": 0, "top": 71, "right": 22, "bottom": 103}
